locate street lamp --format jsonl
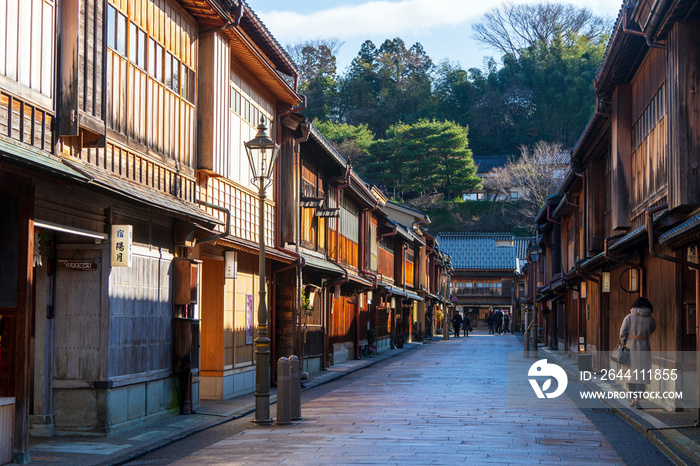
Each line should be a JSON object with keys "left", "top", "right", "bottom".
{"left": 527, "top": 244, "right": 542, "bottom": 357}
{"left": 245, "top": 117, "right": 280, "bottom": 424}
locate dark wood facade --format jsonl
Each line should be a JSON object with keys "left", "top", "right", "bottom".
{"left": 535, "top": 1, "right": 700, "bottom": 411}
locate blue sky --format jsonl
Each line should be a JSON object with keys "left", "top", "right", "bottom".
{"left": 245, "top": 0, "right": 623, "bottom": 74}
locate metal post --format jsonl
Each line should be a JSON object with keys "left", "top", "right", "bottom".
{"left": 531, "top": 264, "right": 538, "bottom": 357}
{"left": 254, "top": 181, "right": 272, "bottom": 424}
{"left": 276, "top": 357, "right": 291, "bottom": 425}
{"left": 524, "top": 310, "right": 529, "bottom": 358}
{"left": 289, "top": 355, "right": 302, "bottom": 421}
{"left": 531, "top": 307, "right": 538, "bottom": 357}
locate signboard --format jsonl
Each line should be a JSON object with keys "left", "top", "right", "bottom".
{"left": 111, "top": 225, "right": 133, "bottom": 267}
{"left": 246, "top": 294, "right": 254, "bottom": 344}
{"left": 602, "top": 272, "right": 611, "bottom": 293}
{"left": 451, "top": 296, "right": 457, "bottom": 303}
{"left": 58, "top": 259, "right": 100, "bottom": 271}
{"left": 224, "top": 251, "right": 237, "bottom": 278}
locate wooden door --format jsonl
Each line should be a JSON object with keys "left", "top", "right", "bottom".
{"left": 200, "top": 258, "right": 224, "bottom": 373}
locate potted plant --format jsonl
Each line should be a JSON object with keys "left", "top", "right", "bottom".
{"left": 367, "top": 329, "right": 377, "bottom": 355}
{"left": 300, "top": 288, "right": 313, "bottom": 317}
{"left": 395, "top": 333, "right": 405, "bottom": 349}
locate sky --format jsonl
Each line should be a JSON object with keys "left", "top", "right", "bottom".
{"left": 244, "top": 0, "right": 624, "bottom": 74}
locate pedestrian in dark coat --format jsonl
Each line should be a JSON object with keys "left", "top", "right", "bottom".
{"left": 452, "top": 312, "right": 462, "bottom": 338}
{"left": 619, "top": 297, "right": 656, "bottom": 408}
{"left": 495, "top": 311, "right": 503, "bottom": 334}
{"left": 463, "top": 312, "right": 471, "bottom": 337}
{"left": 503, "top": 314, "right": 510, "bottom": 334}
{"left": 487, "top": 311, "right": 495, "bottom": 334}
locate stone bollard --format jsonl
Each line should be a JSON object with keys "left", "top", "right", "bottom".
{"left": 276, "top": 357, "right": 291, "bottom": 425}
{"left": 289, "top": 355, "right": 302, "bottom": 421}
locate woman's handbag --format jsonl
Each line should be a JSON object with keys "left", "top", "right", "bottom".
{"left": 610, "top": 343, "right": 630, "bottom": 365}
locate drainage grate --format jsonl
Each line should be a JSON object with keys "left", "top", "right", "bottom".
{"left": 536, "top": 438, "right": 603, "bottom": 447}
{"left": 591, "top": 408, "right": 614, "bottom": 414}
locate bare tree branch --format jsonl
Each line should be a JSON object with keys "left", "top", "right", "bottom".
{"left": 472, "top": 2, "right": 612, "bottom": 59}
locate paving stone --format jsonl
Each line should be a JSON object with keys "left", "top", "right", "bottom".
{"left": 173, "top": 333, "right": 624, "bottom": 465}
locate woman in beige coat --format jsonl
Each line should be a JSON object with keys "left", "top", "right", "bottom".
{"left": 619, "top": 297, "right": 656, "bottom": 408}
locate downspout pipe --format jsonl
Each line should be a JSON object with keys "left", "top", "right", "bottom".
{"left": 646, "top": 203, "right": 700, "bottom": 427}
{"left": 604, "top": 233, "right": 644, "bottom": 269}
{"left": 646, "top": 204, "right": 700, "bottom": 270}
{"left": 411, "top": 217, "right": 429, "bottom": 232}
{"left": 621, "top": 1, "right": 666, "bottom": 49}
{"left": 272, "top": 95, "right": 306, "bottom": 372}
{"left": 385, "top": 285, "right": 398, "bottom": 348}
{"left": 194, "top": 201, "right": 230, "bottom": 245}
{"left": 547, "top": 204, "right": 562, "bottom": 225}
{"left": 197, "top": 2, "right": 243, "bottom": 37}
{"left": 380, "top": 224, "right": 398, "bottom": 240}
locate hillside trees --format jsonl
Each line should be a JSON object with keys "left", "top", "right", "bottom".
{"left": 484, "top": 141, "right": 566, "bottom": 216}
{"left": 367, "top": 120, "right": 480, "bottom": 200}
{"left": 338, "top": 38, "right": 433, "bottom": 137}
{"left": 287, "top": 38, "right": 343, "bottom": 121}
{"left": 312, "top": 121, "right": 374, "bottom": 168}
{"left": 472, "top": 2, "right": 610, "bottom": 58}
{"left": 285, "top": 2, "right": 611, "bottom": 157}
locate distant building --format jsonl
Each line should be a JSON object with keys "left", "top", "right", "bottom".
{"left": 437, "top": 233, "right": 531, "bottom": 328}
{"left": 463, "top": 155, "right": 511, "bottom": 201}
{"left": 463, "top": 152, "right": 571, "bottom": 201}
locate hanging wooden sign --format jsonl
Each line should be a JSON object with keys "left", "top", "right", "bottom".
{"left": 111, "top": 225, "right": 133, "bottom": 267}
{"left": 58, "top": 259, "right": 101, "bottom": 271}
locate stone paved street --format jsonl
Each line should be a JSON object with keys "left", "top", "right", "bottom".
{"left": 172, "top": 332, "right": 628, "bottom": 465}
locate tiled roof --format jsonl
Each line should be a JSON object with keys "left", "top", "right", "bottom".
{"left": 514, "top": 237, "right": 533, "bottom": 261}
{"left": 62, "top": 159, "right": 220, "bottom": 226}
{"left": 437, "top": 233, "right": 533, "bottom": 270}
{"left": 472, "top": 155, "right": 509, "bottom": 174}
{"left": 539, "top": 150, "right": 571, "bottom": 165}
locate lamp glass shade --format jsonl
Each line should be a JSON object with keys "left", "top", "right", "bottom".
{"left": 244, "top": 117, "right": 280, "bottom": 180}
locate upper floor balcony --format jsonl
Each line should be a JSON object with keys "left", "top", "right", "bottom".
{"left": 451, "top": 287, "right": 513, "bottom": 298}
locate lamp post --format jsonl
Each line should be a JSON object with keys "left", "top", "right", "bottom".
{"left": 528, "top": 244, "right": 542, "bottom": 357}
{"left": 245, "top": 117, "right": 280, "bottom": 424}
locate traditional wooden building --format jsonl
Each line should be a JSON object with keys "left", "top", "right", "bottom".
{"left": 0, "top": 1, "right": 454, "bottom": 454}
{"left": 275, "top": 118, "right": 352, "bottom": 373}
{"left": 190, "top": 2, "right": 302, "bottom": 401}
{"left": 0, "top": 0, "right": 269, "bottom": 456}
{"left": 0, "top": 0, "right": 70, "bottom": 457}
{"left": 537, "top": 0, "right": 700, "bottom": 411}
{"left": 422, "top": 231, "right": 451, "bottom": 337}
{"left": 437, "top": 233, "right": 530, "bottom": 327}
{"left": 377, "top": 202, "right": 434, "bottom": 343}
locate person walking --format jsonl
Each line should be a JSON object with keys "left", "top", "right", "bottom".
{"left": 619, "top": 297, "right": 656, "bottom": 408}
{"left": 495, "top": 310, "right": 503, "bottom": 335}
{"left": 452, "top": 311, "right": 462, "bottom": 338}
{"left": 487, "top": 310, "right": 495, "bottom": 334}
{"left": 463, "top": 312, "right": 471, "bottom": 337}
{"left": 503, "top": 313, "right": 510, "bottom": 334}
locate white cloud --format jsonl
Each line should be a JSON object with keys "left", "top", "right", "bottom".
{"left": 257, "top": 0, "right": 623, "bottom": 44}
{"left": 260, "top": 0, "right": 514, "bottom": 41}
{"left": 250, "top": 0, "right": 626, "bottom": 71}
